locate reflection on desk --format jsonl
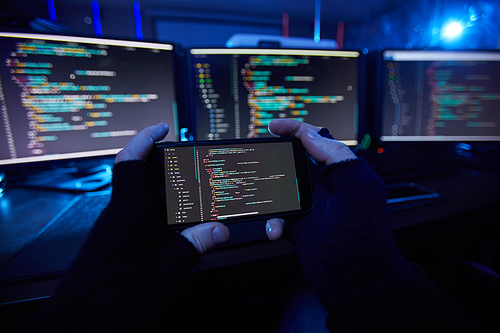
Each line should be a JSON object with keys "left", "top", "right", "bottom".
{"left": 0, "top": 191, "right": 110, "bottom": 283}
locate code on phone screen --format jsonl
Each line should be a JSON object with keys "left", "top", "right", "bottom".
{"left": 163, "top": 141, "right": 300, "bottom": 224}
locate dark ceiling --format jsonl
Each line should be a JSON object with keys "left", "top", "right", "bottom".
{"left": 2, "top": 0, "right": 413, "bottom": 24}
{"left": 102, "top": 0, "right": 409, "bottom": 23}
{"left": 2, "top": 0, "right": 499, "bottom": 51}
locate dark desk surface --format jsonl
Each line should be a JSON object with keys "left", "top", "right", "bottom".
{"left": 1, "top": 165, "right": 499, "bottom": 305}
{"left": 0, "top": 188, "right": 76, "bottom": 269}
{"left": 389, "top": 167, "right": 500, "bottom": 230}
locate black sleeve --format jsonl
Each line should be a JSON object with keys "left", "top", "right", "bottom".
{"left": 287, "top": 158, "right": 490, "bottom": 332}
{"left": 22, "top": 160, "right": 200, "bottom": 333}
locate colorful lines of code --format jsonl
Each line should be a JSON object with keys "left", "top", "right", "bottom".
{"left": 386, "top": 63, "right": 409, "bottom": 137}
{"left": 192, "top": 52, "right": 358, "bottom": 143}
{"left": 242, "top": 55, "right": 345, "bottom": 137}
{"left": 426, "top": 61, "right": 499, "bottom": 136}
{"left": 0, "top": 34, "right": 176, "bottom": 163}
{"left": 165, "top": 147, "right": 196, "bottom": 224}
{"left": 14, "top": 41, "right": 108, "bottom": 57}
{"left": 193, "top": 62, "right": 227, "bottom": 140}
{"left": 163, "top": 142, "right": 301, "bottom": 225}
{"left": 203, "top": 146, "right": 285, "bottom": 221}
{"left": 383, "top": 59, "right": 500, "bottom": 140}
{"left": 4, "top": 42, "right": 157, "bottom": 156}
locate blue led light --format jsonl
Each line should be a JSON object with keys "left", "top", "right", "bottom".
{"left": 92, "top": 0, "right": 102, "bottom": 37}
{"left": 133, "top": 1, "right": 143, "bottom": 40}
{"left": 445, "top": 22, "right": 463, "bottom": 37}
{"left": 47, "top": 0, "right": 57, "bottom": 21}
{"left": 314, "top": 0, "right": 321, "bottom": 43}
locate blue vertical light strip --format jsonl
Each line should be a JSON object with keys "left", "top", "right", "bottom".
{"left": 172, "top": 101, "right": 179, "bottom": 139}
{"left": 133, "top": 1, "right": 143, "bottom": 40}
{"left": 193, "top": 147, "right": 198, "bottom": 180}
{"left": 47, "top": 0, "right": 57, "bottom": 21}
{"left": 296, "top": 179, "right": 301, "bottom": 203}
{"left": 92, "top": 0, "right": 102, "bottom": 37}
{"left": 314, "top": 0, "right": 321, "bottom": 43}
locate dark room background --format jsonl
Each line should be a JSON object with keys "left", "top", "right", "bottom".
{"left": 1, "top": 0, "right": 499, "bottom": 51}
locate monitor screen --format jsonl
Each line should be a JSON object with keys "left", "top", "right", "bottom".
{"left": 0, "top": 32, "right": 179, "bottom": 167}
{"left": 380, "top": 50, "right": 500, "bottom": 142}
{"left": 187, "top": 48, "right": 360, "bottom": 145}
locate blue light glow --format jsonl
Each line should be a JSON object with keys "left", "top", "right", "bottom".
{"left": 47, "top": 0, "right": 57, "bottom": 21}
{"left": 445, "top": 22, "right": 463, "bottom": 37}
{"left": 314, "top": 0, "right": 321, "bottom": 43}
{"left": 133, "top": 1, "right": 143, "bottom": 40}
{"left": 92, "top": 0, "right": 102, "bottom": 37}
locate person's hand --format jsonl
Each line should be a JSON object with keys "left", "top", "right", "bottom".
{"left": 115, "top": 123, "right": 230, "bottom": 254}
{"left": 268, "top": 118, "right": 357, "bottom": 165}
{"left": 115, "top": 122, "right": 169, "bottom": 163}
{"left": 265, "top": 119, "right": 357, "bottom": 241}
{"left": 180, "top": 222, "right": 230, "bottom": 255}
{"left": 264, "top": 119, "right": 418, "bottom": 331}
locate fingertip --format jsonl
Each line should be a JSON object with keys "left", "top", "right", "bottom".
{"left": 301, "top": 132, "right": 357, "bottom": 165}
{"left": 267, "top": 123, "right": 279, "bottom": 137}
{"left": 266, "top": 218, "right": 285, "bottom": 241}
{"left": 267, "top": 119, "right": 301, "bottom": 136}
{"left": 305, "top": 127, "right": 321, "bottom": 139}
{"left": 181, "top": 222, "right": 230, "bottom": 255}
{"left": 158, "top": 122, "right": 169, "bottom": 130}
{"left": 153, "top": 122, "right": 169, "bottom": 141}
{"left": 212, "top": 225, "right": 230, "bottom": 245}
{"left": 267, "top": 119, "right": 281, "bottom": 137}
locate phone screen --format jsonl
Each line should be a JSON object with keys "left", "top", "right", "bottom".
{"left": 152, "top": 138, "right": 312, "bottom": 226}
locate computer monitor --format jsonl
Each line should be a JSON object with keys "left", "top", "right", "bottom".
{"left": 377, "top": 50, "right": 500, "bottom": 143}
{"left": 187, "top": 48, "right": 360, "bottom": 145}
{"left": 0, "top": 32, "right": 179, "bottom": 169}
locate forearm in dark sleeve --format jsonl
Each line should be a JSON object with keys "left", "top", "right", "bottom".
{"left": 289, "top": 159, "right": 487, "bottom": 332}
{"left": 22, "top": 160, "right": 200, "bottom": 333}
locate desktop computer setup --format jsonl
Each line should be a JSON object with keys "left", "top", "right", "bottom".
{"left": 0, "top": 32, "right": 499, "bottom": 190}
{"left": 365, "top": 49, "right": 500, "bottom": 179}
{"left": 1, "top": 34, "right": 500, "bottom": 331}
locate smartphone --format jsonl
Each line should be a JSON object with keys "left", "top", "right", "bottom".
{"left": 385, "top": 183, "right": 439, "bottom": 204}
{"left": 149, "top": 137, "right": 313, "bottom": 227}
